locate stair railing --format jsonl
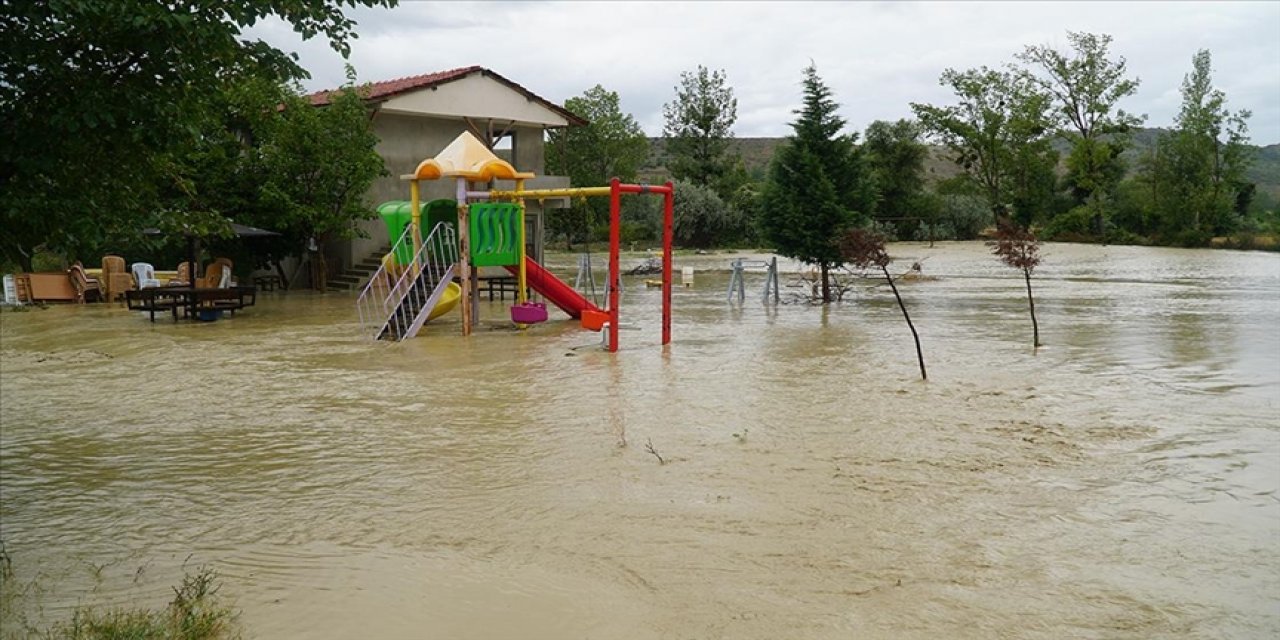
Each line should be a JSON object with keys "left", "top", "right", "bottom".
{"left": 356, "top": 221, "right": 458, "bottom": 340}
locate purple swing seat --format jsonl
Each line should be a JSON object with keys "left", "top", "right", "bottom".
{"left": 511, "top": 301, "right": 548, "bottom": 324}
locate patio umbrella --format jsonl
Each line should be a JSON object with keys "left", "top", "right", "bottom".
{"left": 143, "top": 221, "right": 280, "bottom": 286}
{"left": 142, "top": 221, "right": 281, "bottom": 318}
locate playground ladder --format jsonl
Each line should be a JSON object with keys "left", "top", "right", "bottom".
{"left": 356, "top": 221, "right": 459, "bottom": 341}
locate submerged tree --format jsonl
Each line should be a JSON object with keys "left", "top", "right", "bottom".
{"left": 547, "top": 85, "right": 649, "bottom": 249}
{"left": 863, "top": 119, "right": 929, "bottom": 235}
{"left": 911, "top": 67, "right": 1057, "bottom": 227}
{"left": 991, "top": 224, "right": 1043, "bottom": 348}
{"left": 1017, "top": 32, "right": 1144, "bottom": 237}
{"left": 840, "top": 228, "right": 926, "bottom": 380}
{"left": 257, "top": 74, "right": 387, "bottom": 290}
{"left": 1140, "top": 49, "right": 1253, "bottom": 243}
{"left": 761, "top": 63, "right": 875, "bottom": 303}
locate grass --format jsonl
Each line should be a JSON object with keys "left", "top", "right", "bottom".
{"left": 1, "top": 544, "right": 239, "bottom": 640}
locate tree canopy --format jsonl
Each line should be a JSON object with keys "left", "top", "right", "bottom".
{"left": 864, "top": 119, "right": 929, "bottom": 229}
{"left": 1018, "top": 31, "right": 1144, "bottom": 230}
{"left": 911, "top": 67, "right": 1057, "bottom": 227}
{"left": 1139, "top": 50, "right": 1252, "bottom": 244}
{"left": 760, "top": 64, "right": 874, "bottom": 302}
{"left": 0, "top": 0, "right": 394, "bottom": 270}
{"left": 546, "top": 85, "right": 649, "bottom": 249}
{"left": 663, "top": 65, "right": 741, "bottom": 197}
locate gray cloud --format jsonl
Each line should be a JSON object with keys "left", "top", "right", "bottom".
{"left": 245, "top": 1, "right": 1280, "bottom": 143}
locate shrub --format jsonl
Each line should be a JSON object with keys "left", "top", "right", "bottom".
{"left": 939, "top": 194, "right": 992, "bottom": 239}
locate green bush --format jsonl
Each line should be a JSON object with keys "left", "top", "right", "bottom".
{"left": 1043, "top": 205, "right": 1098, "bottom": 241}
{"left": 939, "top": 194, "right": 991, "bottom": 240}
{"left": 672, "top": 179, "right": 741, "bottom": 248}
{"left": 913, "top": 222, "right": 956, "bottom": 242}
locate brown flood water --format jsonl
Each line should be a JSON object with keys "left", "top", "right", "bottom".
{"left": 1, "top": 241, "right": 1278, "bottom": 639}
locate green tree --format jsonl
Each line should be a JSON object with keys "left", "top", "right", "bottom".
{"left": 1018, "top": 31, "right": 1144, "bottom": 231}
{"left": 255, "top": 77, "right": 387, "bottom": 290}
{"left": 671, "top": 180, "right": 739, "bottom": 248}
{"left": 912, "top": 67, "right": 1057, "bottom": 226}
{"left": 663, "top": 65, "right": 740, "bottom": 196}
{"left": 546, "top": 85, "right": 649, "bottom": 249}
{"left": 761, "top": 64, "right": 874, "bottom": 303}
{"left": 0, "top": 0, "right": 393, "bottom": 271}
{"left": 864, "top": 119, "right": 929, "bottom": 234}
{"left": 1141, "top": 50, "right": 1252, "bottom": 243}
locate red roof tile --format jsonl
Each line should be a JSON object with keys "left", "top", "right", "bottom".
{"left": 308, "top": 66, "right": 586, "bottom": 127}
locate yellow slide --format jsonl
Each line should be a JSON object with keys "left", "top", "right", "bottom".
{"left": 426, "top": 281, "right": 461, "bottom": 322}
{"left": 382, "top": 252, "right": 460, "bottom": 324}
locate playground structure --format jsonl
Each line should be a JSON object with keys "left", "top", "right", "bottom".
{"left": 356, "top": 131, "right": 673, "bottom": 352}
{"left": 727, "top": 257, "right": 781, "bottom": 304}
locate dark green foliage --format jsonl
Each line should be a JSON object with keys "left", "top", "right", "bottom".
{"left": 912, "top": 67, "right": 1058, "bottom": 225}
{"left": 663, "top": 66, "right": 740, "bottom": 197}
{"left": 1135, "top": 50, "right": 1253, "bottom": 242}
{"left": 0, "top": 0, "right": 393, "bottom": 271}
{"left": 761, "top": 64, "right": 874, "bottom": 302}
{"left": 864, "top": 119, "right": 929, "bottom": 234}
{"left": 253, "top": 75, "right": 387, "bottom": 289}
{"left": 672, "top": 180, "right": 740, "bottom": 248}
{"left": 1018, "top": 31, "right": 1144, "bottom": 214}
{"left": 547, "top": 85, "right": 649, "bottom": 249}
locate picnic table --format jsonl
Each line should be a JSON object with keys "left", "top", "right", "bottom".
{"left": 126, "top": 286, "right": 257, "bottom": 322}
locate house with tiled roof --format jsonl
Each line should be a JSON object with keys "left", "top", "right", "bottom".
{"left": 314, "top": 66, "right": 583, "bottom": 291}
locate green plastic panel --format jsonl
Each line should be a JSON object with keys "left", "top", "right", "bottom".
{"left": 377, "top": 200, "right": 458, "bottom": 265}
{"left": 468, "top": 202, "right": 521, "bottom": 267}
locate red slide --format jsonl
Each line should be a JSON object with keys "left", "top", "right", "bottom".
{"left": 504, "top": 257, "right": 601, "bottom": 319}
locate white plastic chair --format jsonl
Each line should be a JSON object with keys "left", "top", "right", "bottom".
{"left": 217, "top": 266, "right": 232, "bottom": 289}
{"left": 131, "top": 262, "right": 162, "bottom": 289}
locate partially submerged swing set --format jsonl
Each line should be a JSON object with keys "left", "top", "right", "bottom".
{"left": 356, "top": 131, "right": 673, "bottom": 353}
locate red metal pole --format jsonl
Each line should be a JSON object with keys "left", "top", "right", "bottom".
{"left": 662, "top": 181, "right": 673, "bottom": 346}
{"left": 608, "top": 178, "right": 621, "bottom": 353}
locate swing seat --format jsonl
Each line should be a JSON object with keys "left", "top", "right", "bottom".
{"left": 511, "top": 301, "right": 548, "bottom": 324}
{"left": 580, "top": 309, "right": 609, "bottom": 332}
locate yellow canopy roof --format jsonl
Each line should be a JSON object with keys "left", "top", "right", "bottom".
{"left": 410, "top": 131, "right": 535, "bottom": 181}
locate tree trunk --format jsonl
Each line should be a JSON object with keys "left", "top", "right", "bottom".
{"left": 883, "top": 265, "right": 927, "bottom": 380}
{"left": 1024, "top": 268, "right": 1040, "bottom": 348}
{"left": 820, "top": 262, "right": 831, "bottom": 303}
{"left": 274, "top": 260, "right": 290, "bottom": 290}
{"left": 311, "top": 244, "right": 328, "bottom": 291}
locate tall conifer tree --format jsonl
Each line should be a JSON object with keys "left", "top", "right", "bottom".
{"left": 761, "top": 64, "right": 873, "bottom": 303}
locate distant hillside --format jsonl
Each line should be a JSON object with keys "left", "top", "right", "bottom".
{"left": 641, "top": 130, "right": 1280, "bottom": 199}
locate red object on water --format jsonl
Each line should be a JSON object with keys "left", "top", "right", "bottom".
{"left": 502, "top": 258, "right": 600, "bottom": 319}
{"left": 510, "top": 301, "right": 547, "bottom": 324}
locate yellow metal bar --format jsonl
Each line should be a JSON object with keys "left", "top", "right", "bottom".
{"left": 457, "top": 178, "right": 472, "bottom": 337}
{"left": 515, "top": 179, "right": 527, "bottom": 307}
{"left": 488, "top": 186, "right": 613, "bottom": 200}
{"left": 409, "top": 180, "right": 421, "bottom": 278}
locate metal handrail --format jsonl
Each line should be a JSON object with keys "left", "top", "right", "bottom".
{"left": 356, "top": 221, "right": 458, "bottom": 340}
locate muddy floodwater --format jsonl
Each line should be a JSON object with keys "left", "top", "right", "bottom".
{"left": 1, "top": 242, "right": 1278, "bottom": 638}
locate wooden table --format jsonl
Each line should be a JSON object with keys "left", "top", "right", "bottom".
{"left": 126, "top": 286, "right": 257, "bottom": 322}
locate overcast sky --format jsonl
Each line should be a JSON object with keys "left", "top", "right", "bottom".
{"left": 247, "top": 1, "right": 1280, "bottom": 144}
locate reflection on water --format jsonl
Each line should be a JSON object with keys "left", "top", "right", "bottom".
{"left": 2, "top": 242, "right": 1278, "bottom": 639}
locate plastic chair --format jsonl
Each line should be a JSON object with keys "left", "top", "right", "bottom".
{"left": 131, "top": 262, "right": 162, "bottom": 289}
